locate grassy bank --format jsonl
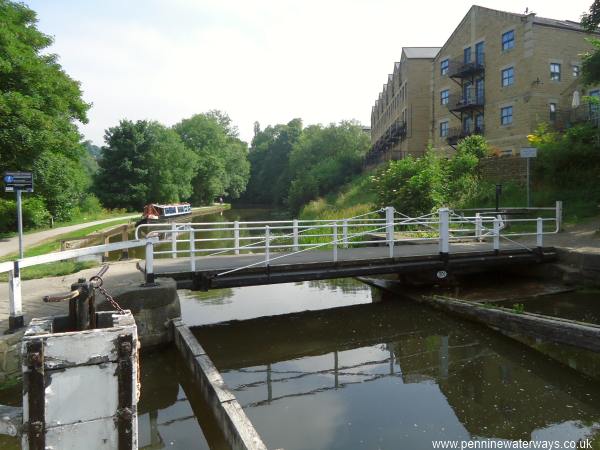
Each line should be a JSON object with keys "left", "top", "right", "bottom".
{"left": 299, "top": 172, "right": 377, "bottom": 220}
{"left": 0, "top": 218, "right": 135, "bottom": 281}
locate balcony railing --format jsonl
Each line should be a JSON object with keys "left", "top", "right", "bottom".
{"left": 448, "top": 57, "right": 485, "bottom": 79}
{"left": 446, "top": 125, "right": 485, "bottom": 146}
{"left": 448, "top": 92, "right": 485, "bottom": 112}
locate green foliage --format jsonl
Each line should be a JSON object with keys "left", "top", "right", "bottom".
{"left": 34, "top": 150, "right": 89, "bottom": 221}
{"left": 243, "top": 119, "right": 370, "bottom": 211}
{"left": 287, "top": 121, "right": 370, "bottom": 212}
{"left": 174, "top": 111, "right": 250, "bottom": 204}
{"left": 243, "top": 118, "right": 303, "bottom": 205}
{"left": 582, "top": 0, "right": 600, "bottom": 31}
{"left": 0, "top": 196, "right": 50, "bottom": 231}
{"left": 512, "top": 303, "right": 525, "bottom": 314}
{"left": 582, "top": 38, "right": 600, "bottom": 85}
{"left": 531, "top": 123, "right": 600, "bottom": 189}
{"left": 95, "top": 120, "right": 198, "bottom": 211}
{"left": 371, "top": 135, "right": 489, "bottom": 216}
{"left": 0, "top": 0, "right": 89, "bottom": 174}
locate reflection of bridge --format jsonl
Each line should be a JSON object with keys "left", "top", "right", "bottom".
{"left": 136, "top": 205, "right": 561, "bottom": 290}
{"left": 193, "top": 302, "right": 600, "bottom": 441}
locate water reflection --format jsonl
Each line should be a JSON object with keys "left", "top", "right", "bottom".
{"left": 193, "top": 298, "right": 600, "bottom": 450}
{"left": 179, "top": 278, "right": 373, "bottom": 326}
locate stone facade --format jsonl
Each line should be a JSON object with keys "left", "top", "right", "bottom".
{"left": 368, "top": 47, "right": 440, "bottom": 166}
{"left": 368, "top": 6, "right": 600, "bottom": 164}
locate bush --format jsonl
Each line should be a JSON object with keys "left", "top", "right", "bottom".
{"left": 371, "top": 136, "right": 489, "bottom": 216}
{"left": 0, "top": 197, "right": 50, "bottom": 233}
{"left": 79, "top": 194, "right": 103, "bottom": 214}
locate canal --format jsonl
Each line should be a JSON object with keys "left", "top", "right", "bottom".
{"left": 137, "top": 208, "right": 600, "bottom": 449}
{"left": 1, "top": 208, "right": 600, "bottom": 449}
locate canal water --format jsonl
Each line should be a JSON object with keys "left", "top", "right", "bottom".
{"left": 134, "top": 209, "right": 600, "bottom": 449}
{"left": 1, "top": 208, "right": 600, "bottom": 449}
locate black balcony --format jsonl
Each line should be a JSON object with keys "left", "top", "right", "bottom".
{"left": 448, "top": 92, "right": 485, "bottom": 113}
{"left": 446, "top": 125, "right": 485, "bottom": 146}
{"left": 448, "top": 58, "right": 485, "bottom": 79}
{"left": 364, "top": 120, "right": 408, "bottom": 165}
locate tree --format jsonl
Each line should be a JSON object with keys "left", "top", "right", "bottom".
{"left": 581, "top": 1, "right": 600, "bottom": 84}
{"left": 0, "top": 0, "right": 89, "bottom": 173}
{"left": 95, "top": 120, "right": 197, "bottom": 211}
{"left": 243, "top": 118, "right": 303, "bottom": 205}
{"left": 287, "top": 121, "right": 370, "bottom": 211}
{"left": 174, "top": 112, "right": 250, "bottom": 204}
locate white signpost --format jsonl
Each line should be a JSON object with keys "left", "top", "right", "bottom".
{"left": 520, "top": 147, "right": 537, "bottom": 207}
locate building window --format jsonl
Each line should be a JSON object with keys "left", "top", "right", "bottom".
{"left": 464, "top": 47, "right": 472, "bottom": 64}
{"left": 550, "top": 63, "right": 561, "bottom": 81}
{"left": 475, "top": 41, "right": 485, "bottom": 65}
{"left": 549, "top": 103, "right": 557, "bottom": 121}
{"left": 502, "top": 30, "right": 515, "bottom": 51}
{"left": 501, "top": 106, "right": 513, "bottom": 125}
{"left": 441, "top": 59, "right": 449, "bottom": 76}
{"left": 440, "top": 89, "right": 449, "bottom": 105}
{"left": 573, "top": 65, "right": 580, "bottom": 77}
{"left": 476, "top": 113, "right": 484, "bottom": 133}
{"left": 440, "top": 121, "right": 449, "bottom": 137}
{"left": 501, "top": 67, "right": 514, "bottom": 87}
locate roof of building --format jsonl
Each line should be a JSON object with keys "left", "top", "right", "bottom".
{"left": 403, "top": 47, "right": 441, "bottom": 59}
{"left": 532, "top": 16, "right": 592, "bottom": 33}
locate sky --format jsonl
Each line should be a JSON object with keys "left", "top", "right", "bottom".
{"left": 24, "top": 0, "right": 593, "bottom": 146}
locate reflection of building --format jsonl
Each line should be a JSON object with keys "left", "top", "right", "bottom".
{"left": 368, "top": 5, "right": 600, "bottom": 163}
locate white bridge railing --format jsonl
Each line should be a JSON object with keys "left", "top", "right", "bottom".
{"left": 135, "top": 201, "right": 562, "bottom": 277}
{"left": 0, "top": 201, "right": 562, "bottom": 333}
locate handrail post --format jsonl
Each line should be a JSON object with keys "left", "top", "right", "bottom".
{"left": 493, "top": 216, "right": 500, "bottom": 254}
{"left": 342, "top": 219, "right": 348, "bottom": 248}
{"left": 190, "top": 229, "right": 196, "bottom": 272}
{"left": 536, "top": 217, "right": 543, "bottom": 252}
{"left": 8, "top": 260, "right": 23, "bottom": 331}
{"left": 555, "top": 200, "right": 563, "bottom": 232}
{"left": 292, "top": 219, "right": 299, "bottom": 252}
{"left": 234, "top": 221, "right": 240, "bottom": 255}
{"left": 145, "top": 239, "right": 155, "bottom": 284}
{"left": 475, "top": 213, "right": 482, "bottom": 242}
{"left": 333, "top": 222, "right": 338, "bottom": 262}
{"left": 265, "top": 226, "right": 270, "bottom": 267}
{"left": 171, "top": 223, "right": 177, "bottom": 259}
{"left": 438, "top": 208, "right": 449, "bottom": 257}
{"left": 386, "top": 206, "right": 395, "bottom": 258}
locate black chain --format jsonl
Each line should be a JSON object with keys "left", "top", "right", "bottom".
{"left": 89, "top": 266, "right": 126, "bottom": 314}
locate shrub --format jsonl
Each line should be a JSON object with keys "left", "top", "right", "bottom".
{"left": 0, "top": 197, "right": 50, "bottom": 233}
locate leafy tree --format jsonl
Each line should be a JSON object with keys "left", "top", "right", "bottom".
{"left": 174, "top": 112, "right": 250, "bottom": 204}
{"left": 34, "top": 150, "right": 89, "bottom": 220}
{"left": 0, "top": 0, "right": 89, "bottom": 173}
{"left": 95, "top": 120, "right": 197, "bottom": 210}
{"left": 242, "top": 119, "right": 303, "bottom": 205}
{"left": 581, "top": 1, "right": 600, "bottom": 84}
{"left": 287, "top": 121, "right": 370, "bottom": 211}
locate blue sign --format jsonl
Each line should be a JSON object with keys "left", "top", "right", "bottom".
{"left": 4, "top": 175, "right": 13, "bottom": 183}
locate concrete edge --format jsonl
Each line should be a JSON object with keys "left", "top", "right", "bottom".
{"left": 172, "top": 321, "right": 269, "bottom": 450}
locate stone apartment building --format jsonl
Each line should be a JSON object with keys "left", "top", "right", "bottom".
{"left": 367, "top": 47, "right": 440, "bottom": 166}
{"left": 368, "top": 5, "right": 599, "bottom": 163}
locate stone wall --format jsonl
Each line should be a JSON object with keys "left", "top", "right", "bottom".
{"left": 478, "top": 155, "right": 530, "bottom": 184}
{"left": 0, "top": 330, "right": 24, "bottom": 386}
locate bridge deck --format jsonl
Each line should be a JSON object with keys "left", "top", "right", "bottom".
{"left": 142, "top": 241, "right": 557, "bottom": 290}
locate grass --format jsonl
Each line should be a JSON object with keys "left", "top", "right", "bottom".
{"left": 0, "top": 218, "right": 135, "bottom": 281}
{"left": 300, "top": 172, "right": 377, "bottom": 221}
